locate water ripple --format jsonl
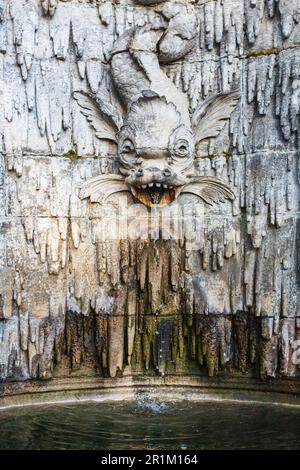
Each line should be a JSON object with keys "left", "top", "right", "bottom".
{"left": 0, "top": 400, "right": 299, "bottom": 450}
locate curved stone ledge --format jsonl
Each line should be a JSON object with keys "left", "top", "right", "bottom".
{"left": 1, "top": 375, "right": 300, "bottom": 410}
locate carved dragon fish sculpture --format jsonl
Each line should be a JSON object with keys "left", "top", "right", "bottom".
{"left": 74, "top": 0, "right": 239, "bottom": 208}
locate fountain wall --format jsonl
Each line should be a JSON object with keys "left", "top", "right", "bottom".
{"left": 1, "top": 0, "right": 300, "bottom": 400}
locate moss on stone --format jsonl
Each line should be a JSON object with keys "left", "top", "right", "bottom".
{"left": 51, "top": 150, "right": 98, "bottom": 160}
{"left": 244, "top": 45, "right": 300, "bottom": 58}
{"left": 246, "top": 47, "right": 283, "bottom": 58}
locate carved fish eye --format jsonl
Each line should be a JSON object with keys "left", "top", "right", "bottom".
{"left": 169, "top": 125, "right": 194, "bottom": 165}
{"left": 173, "top": 139, "right": 189, "bottom": 157}
{"left": 122, "top": 139, "right": 135, "bottom": 153}
{"left": 119, "top": 137, "right": 137, "bottom": 166}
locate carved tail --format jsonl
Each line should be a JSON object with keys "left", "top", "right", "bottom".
{"left": 110, "top": 2, "right": 198, "bottom": 127}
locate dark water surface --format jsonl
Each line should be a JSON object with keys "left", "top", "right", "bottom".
{"left": 0, "top": 399, "right": 299, "bottom": 450}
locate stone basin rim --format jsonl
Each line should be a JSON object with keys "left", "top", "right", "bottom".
{"left": 1, "top": 376, "right": 300, "bottom": 410}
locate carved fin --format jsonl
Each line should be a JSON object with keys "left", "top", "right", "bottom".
{"left": 94, "top": 92, "right": 123, "bottom": 131}
{"left": 192, "top": 91, "right": 240, "bottom": 144}
{"left": 180, "top": 176, "right": 235, "bottom": 206}
{"left": 79, "top": 174, "right": 129, "bottom": 203}
{"left": 73, "top": 91, "right": 120, "bottom": 142}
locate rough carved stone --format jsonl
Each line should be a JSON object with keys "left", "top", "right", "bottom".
{"left": 0, "top": 0, "right": 300, "bottom": 385}
{"left": 75, "top": 0, "right": 239, "bottom": 208}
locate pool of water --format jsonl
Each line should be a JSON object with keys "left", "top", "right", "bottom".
{"left": 0, "top": 398, "right": 299, "bottom": 450}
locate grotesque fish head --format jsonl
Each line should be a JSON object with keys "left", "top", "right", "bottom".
{"left": 118, "top": 96, "right": 194, "bottom": 207}
{"left": 74, "top": 89, "right": 239, "bottom": 208}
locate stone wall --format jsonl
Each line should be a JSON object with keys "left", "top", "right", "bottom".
{"left": 0, "top": 0, "right": 300, "bottom": 384}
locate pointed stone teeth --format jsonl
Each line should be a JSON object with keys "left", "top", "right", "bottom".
{"left": 148, "top": 183, "right": 154, "bottom": 188}
{"left": 155, "top": 183, "right": 161, "bottom": 187}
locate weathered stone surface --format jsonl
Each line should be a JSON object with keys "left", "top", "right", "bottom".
{"left": 0, "top": 0, "right": 300, "bottom": 384}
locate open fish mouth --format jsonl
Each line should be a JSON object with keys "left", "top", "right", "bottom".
{"left": 78, "top": 173, "right": 235, "bottom": 208}
{"left": 130, "top": 182, "right": 180, "bottom": 208}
